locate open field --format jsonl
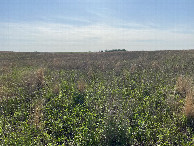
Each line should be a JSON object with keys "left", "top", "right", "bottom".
{"left": 1, "top": 50, "right": 194, "bottom": 145}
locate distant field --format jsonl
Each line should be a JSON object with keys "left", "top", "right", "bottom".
{"left": 1, "top": 50, "right": 194, "bottom": 145}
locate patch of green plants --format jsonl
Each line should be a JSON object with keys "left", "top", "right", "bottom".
{"left": 1, "top": 50, "right": 194, "bottom": 145}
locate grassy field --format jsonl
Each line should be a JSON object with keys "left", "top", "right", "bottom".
{"left": 1, "top": 50, "right": 194, "bottom": 145}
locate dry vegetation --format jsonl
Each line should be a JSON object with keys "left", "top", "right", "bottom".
{"left": 1, "top": 50, "right": 194, "bottom": 145}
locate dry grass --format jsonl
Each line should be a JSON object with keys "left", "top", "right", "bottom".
{"left": 151, "top": 61, "right": 160, "bottom": 69}
{"left": 52, "top": 83, "right": 60, "bottom": 95}
{"left": 33, "top": 99, "right": 44, "bottom": 128}
{"left": 29, "top": 98, "right": 44, "bottom": 129}
{"left": 175, "top": 76, "right": 192, "bottom": 97}
{"left": 175, "top": 76, "right": 194, "bottom": 122}
{"left": 0, "top": 86, "right": 3, "bottom": 103}
{"left": 77, "top": 79, "right": 87, "bottom": 93}
{"left": 36, "top": 68, "right": 45, "bottom": 90}
{"left": 174, "top": 76, "right": 194, "bottom": 121}
{"left": 87, "top": 68, "right": 94, "bottom": 78}
{"left": 185, "top": 90, "right": 194, "bottom": 119}
{"left": 130, "top": 64, "right": 137, "bottom": 73}
{"left": 23, "top": 68, "right": 45, "bottom": 94}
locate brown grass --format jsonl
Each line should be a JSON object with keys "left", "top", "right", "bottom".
{"left": 175, "top": 76, "right": 192, "bottom": 97}
{"left": 29, "top": 98, "right": 44, "bottom": 129}
{"left": 36, "top": 68, "right": 45, "bottom": 90}
{"left": 23, "top": 68, "right": 45, "bottom": 94}
{"left": 185, "top": 90, "right": 194, "bottom": 118}
{"left": 174, "top": 76, "right": 194, "bottom": 120}
{"left": 151, "top": 61, "right": 160, "bottom": 69}
{"left": 87, "top": 68, "right": 94, "bottom": 78}
{"left": 0, "top": 86, "right": 3, "bottom": 103}
{"left": 175, "top": 76, "right": 194, "bottom": 121}
{"left": 77, "top": 79, "right": 87, "bottom": 93}
{"left": 52, "top": 83, "right": 60, "bottom": 95}
{"left": 130, "top": 64, "right": 137, "bottom": 73}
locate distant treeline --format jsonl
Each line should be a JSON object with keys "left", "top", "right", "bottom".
{"left": 0, "top": 51, "right": 14, "bottom": 53}
{"left": 100, "top": 49, "right": 127, "bottom": 52}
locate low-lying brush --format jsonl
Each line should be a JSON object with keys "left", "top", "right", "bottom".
{"left": 1, "top": 50, "right": 194, "bottom": 145}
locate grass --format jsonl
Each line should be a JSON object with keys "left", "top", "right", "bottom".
{"left": 0, "top": 50, "right": 194, "bottom": 145}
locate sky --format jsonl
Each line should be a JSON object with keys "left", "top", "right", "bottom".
{"left": 0, "top": 0, "right": 194, "bottom": 52}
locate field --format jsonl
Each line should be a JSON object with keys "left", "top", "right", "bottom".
{"left": 1, "top": 50, "right": 194, "bottom": 145}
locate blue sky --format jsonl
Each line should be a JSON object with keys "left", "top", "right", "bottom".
{"left": 0, "top": 0, "right": 194, "bottom": 52}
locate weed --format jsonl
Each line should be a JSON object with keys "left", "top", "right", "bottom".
{"left": 77, "top": 79, "right": 86, "bottom": 93}
{"left": 29, "top": 98, "right": 44, "bottom": 129}
{"left": 184, "top": 89, "right": 194, "bottom": 129}
{"left": 36, "top": 68, "right": 45, "bottom": 90}
{"left": 175, "top": 76, "right": 192, "bottom": 97}
{"left": 1, "top": 50, "right": 194, "bottom": 145}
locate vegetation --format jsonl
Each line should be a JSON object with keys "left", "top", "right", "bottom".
{"left": 0, "top": 50, "right": 194, "bottom": 145}
{"left": 104, "top": 49, "right": 127, "bottom": 52}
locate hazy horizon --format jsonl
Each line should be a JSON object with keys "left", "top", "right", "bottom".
{"left": 1, "top": 0, "right": 194, "bottom": 52}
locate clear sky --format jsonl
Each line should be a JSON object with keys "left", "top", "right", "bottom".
{"left": 0, "top": 0, "right": 194, "bottom": 52}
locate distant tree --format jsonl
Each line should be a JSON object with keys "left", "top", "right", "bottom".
{"left": 105, "top": 49, "right": 127, "bottom": 52}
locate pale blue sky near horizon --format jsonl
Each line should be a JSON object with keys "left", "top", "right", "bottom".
{"left": 0, "top": 0, "right": 194, "bottom": 52}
